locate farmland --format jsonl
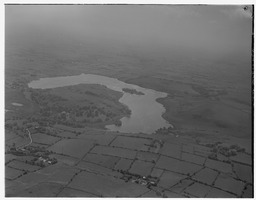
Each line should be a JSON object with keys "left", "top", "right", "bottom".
{"left": 5, "top": 5, "right": 252, "bottom": 197}
{"left": 5, "top": 52, "right": 253, "bottom": 196}
{"left": 5, "top": 125, "right": 253, "bottom": 197}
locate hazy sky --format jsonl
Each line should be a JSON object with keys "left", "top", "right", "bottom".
{"left": 5, "top": 5, "right": 252, "bottom": 62}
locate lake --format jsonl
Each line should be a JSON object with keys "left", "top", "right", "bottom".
{"left": 28, "top": 73, "right": 172, "bottom": 133}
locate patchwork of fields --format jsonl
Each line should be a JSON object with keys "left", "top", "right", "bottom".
{"left": 5, "top": 125, "right": 252, "bottom": 197}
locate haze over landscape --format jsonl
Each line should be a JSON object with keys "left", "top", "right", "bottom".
{"left": 5, "top": 5, "right": 253, "bottom": 198}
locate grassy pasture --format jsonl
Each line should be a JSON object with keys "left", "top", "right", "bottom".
{"left": 157, "top": 171, "right": 186, "bottom": 189}
{"left": 191, "top": 168, "right": 218, "bottom": 185}
{"left": 32, "top": 133, "right": 60, "bottom": 145}
{"left": 156, "top": 156, "right": 202, "bottom": 175}
{"left": 111, "top": 136, "right": 152, "bottom": 151}
{"left": 129, "top": 160, "right": 154, "bottom": 177}
{"left": 68, "top": 171, "right": 149, "bottom": 197}
{"left": 47, "top": 139, "right": 94, "bottom": 158}
{"left": 114, "top": 158, "right": 133, "bottom": 171}
{"left": 6, "top": 167, "right": 24, "bottom": 180}
{"left": 91, "top": 145, "right": 136, "bottom": 159}
{"left": 58, "top": 187, "right": 97, "bottom": 197}
{"left": 16, "top": 182, "right": 63, "bottom": 197}
{"left": 214, "top": 174, "right": 245, "bottom": 196}
{"left": 7, "top": 160, "right": 41, "bottom": 172}
{"left": 184, "top": 183, "right": 212, "bottom": 197}
{"left": 77, "top": 133, "right": 116, "bottom": 145}
{"left": 83, "top": 153, "right": 120, "bottom": 169}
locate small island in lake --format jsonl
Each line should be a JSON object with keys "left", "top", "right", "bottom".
{"left": 122, "top": 88, "right": 144, "bottom": 95}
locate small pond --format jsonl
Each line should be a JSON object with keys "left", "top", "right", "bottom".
{"left": 12, "top": 102, "right": 23, "bottom": 107}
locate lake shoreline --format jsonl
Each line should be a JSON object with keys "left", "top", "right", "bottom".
{"left": 28, "top": 73, "right": 172, "bottom": 134}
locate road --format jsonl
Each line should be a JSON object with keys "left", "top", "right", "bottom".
{"left": 16, "top": 128, "right": 33, "bottom": 150}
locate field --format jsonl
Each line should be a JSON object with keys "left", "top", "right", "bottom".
{"left": 184, "top": 183, "right": 212, "bottom": 197}
{"left": 156, "top": 155, "right": 202, "bottom": 175}
{"left": 68, "top": 171, "right": 149, "bottom": 197}
{"left": 205, "top": 159, "right": 233, "bottom": 174}
{"left": 129, "top": 160, "right": 155, "bottom": 177}
{"left": 58, "top": 187, "right": 97, "bottom": 197}
{"left": 77, "top": 132, "right": 116, "bottom": 145}
{"left": 91, "top": 145, "right": 137, "bottom": 159}
{"left": 114, "top": 158, "right": 133, "bottom": 171}
{"left": 17, "top": 182, "right": 63, "bottom": 197}
{"left": 157, "top": 171, "right": 186, "bottom": 188}
{"left": 7, "top": 160, "right": 41, "bottom": 172}
{"left": 191, "top": 167, "right": 218, "bottom": 185}
{"left": 83, "top": 153, "right": 120, "bottom": 168}
{"left": 32, "top": 133, "right": 60, "bottom": 145}
{"left": 110, "top": 136, "right": 152, "bottom": 151}
{"left": 47, "top": 139, "right": 94, "bottom": 158}
{"left": 5, "top": 124, "right": 252, "bottom": 197}
{"left": 214, "top": 174, "right": 245, "bottom": 196}
{"left": 181, "top": 152, "right": 205, "bottom": 165}
{"left": 5, "top": 167, "right": 24, "bottom": 180}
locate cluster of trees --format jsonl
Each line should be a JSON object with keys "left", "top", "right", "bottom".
{"left": 122, "top": 88, "right": 144, "bottom": 95}
{"left": 73, "top": 105, "right": 115, "bottom": 119}
{"left": 25, "top": 156, "right": 58, "bottom": 167}
{"left": 38, "top": 102, "right": 117, "bottom": 127}
{"left": 208, "top": 143, "right": 246, "bottom": 161}
{"left": 29, "top": 88, "right": 131, "bottom": 128}
{"left": 10, "top": 81, "right": 23, "bottom": 89}
{"left": 31, "top": 90, "right": 67, "bottom": 106}
{"left": 154, "top": 126, "right": 173, "bottom": 134}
